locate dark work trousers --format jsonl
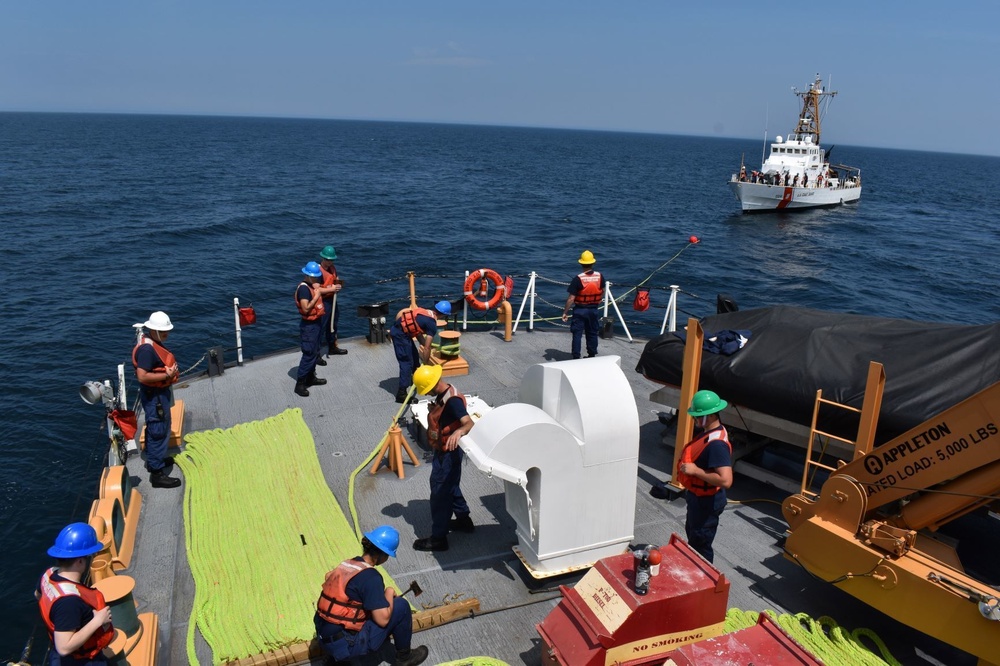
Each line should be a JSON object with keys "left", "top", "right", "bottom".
{"left": 570, "top": 306, "right": 600, "bottom": 358}
{"left": 320, "top": 298, "right": 341, "bottom": 353}
{"left": 297, "top": 319, "right": 322, "bottom": 380}
{"left": 140, "top": 387, "right": 171, "bottom": 472}
{"left": 430, "top": 446, "right": 470, "bottom": 539}
{"left": 390, "top": 326, "right": 419, "bottom": 392}
{"left": 684, "top": 490, "right": 727, "bottom": 563}
{"left": 314, "top": 597, "right": 413, "bottom": 661}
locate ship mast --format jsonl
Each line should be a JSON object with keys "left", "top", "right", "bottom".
{"left": 791, "top": 73, "right": 836, "bottom": 145}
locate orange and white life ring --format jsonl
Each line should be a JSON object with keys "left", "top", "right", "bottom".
{"left": 464, "top": 268, "right": 505, "bottom": 311}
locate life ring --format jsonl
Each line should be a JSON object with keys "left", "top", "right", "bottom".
{"left": 464, "top": 268, "right": 505, "bottom": 311}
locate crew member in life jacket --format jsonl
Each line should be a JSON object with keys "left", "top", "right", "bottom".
{"left": 294, "top": 262, "right": 328, "bottom": 398}
{"left": 317, "top": 245, "right": 346, "bottom": 363}
{"left": 410, "top": 365, "right": 475, "bottom": 552}
{"left": 676, "top": 390, "right": 733, "bottom": 563}
{"left": 561, "top": 250, "right": 607, "bottom": 359}
{"left": 36, "top": 523, "right": 115, "bottom": 665}
{"left": 388, "top": 300, "right": 451, "bottom": 403}
{"left": 132, "top": 311, "right": 182, "bottom": 489}
{"left": 314, "top": 525, "right": 429, "bottom": 666}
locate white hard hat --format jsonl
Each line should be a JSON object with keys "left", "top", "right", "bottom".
{"left": 144, "top": 311, "right": 174, "bottom": 331}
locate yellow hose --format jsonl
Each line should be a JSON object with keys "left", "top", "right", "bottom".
{"left": 725, "top": 608, "right": 901, "bottom": 665}
{"left": 176, "top": 409, "right": 401, "bottom": 665}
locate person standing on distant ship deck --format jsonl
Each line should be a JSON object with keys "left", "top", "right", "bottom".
{"left": 317, "top": 245, "right": 346, "bottom": 362}
{"left": 410, "top": 364, "right": 475, "bottom": 552}
{"left": 37, "top": 523, "right": 115, "bottom": 665}
{"left": 561, "top": 250, "right": 606, "bottom": 359}
{"left": 314, "top": 525, "right": 429, "bottom": 666}
{"left": 676, "top": 390, "right": 733, "bottom": 563}
{"left": 388, "top": 301, "right": 451, "bottom": 403}
{"left": 132, "top": 311, "right": 182, "bottom": 489}
{"left": 294, "top": 262, "right": 328, "bottom": 398}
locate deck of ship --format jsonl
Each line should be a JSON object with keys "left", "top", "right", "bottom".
{"left": 122, "top": 326, "right": 975, "bottom": 666}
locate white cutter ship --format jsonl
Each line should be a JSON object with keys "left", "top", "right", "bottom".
{"left": 729, "top": 74, "right": 861, "bottom": 212}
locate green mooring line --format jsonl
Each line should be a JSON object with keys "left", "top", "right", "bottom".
{"left": 176, "top": 408, "right": 400, "bottom": 665}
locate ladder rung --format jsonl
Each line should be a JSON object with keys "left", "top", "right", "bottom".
{"left": 815, "top": 397, "right": 863, "bottom": 414}
{"left": 812, "top": 430, "right": 856, "bottom": 445}
{"left": 806, "top": 461, "right": 837, "bottom": 473}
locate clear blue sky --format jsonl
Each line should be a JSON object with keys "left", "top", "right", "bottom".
{"left": 2, "top": 1, "right": 998, "bottom": 156}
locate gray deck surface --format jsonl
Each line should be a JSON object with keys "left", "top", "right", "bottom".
{"left": 123, "top": 327, "right": 977, "bottom": 666}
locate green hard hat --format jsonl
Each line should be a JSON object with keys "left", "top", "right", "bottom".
{"left": 687, "top": 390, "right": 728, "bottom": 417}
{"left": 320, "top": 245, "right": 337, "bottom": 260}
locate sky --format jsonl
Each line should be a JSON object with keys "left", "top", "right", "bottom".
{"left": 2, "top": 1, "right": 999, "bottom": 157}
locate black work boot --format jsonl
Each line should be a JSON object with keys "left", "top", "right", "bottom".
{"left": 306, "top": 372, "right": 327, "bottom": 387}
{"left": 449, "top": 514, "right": 475, "bottom": 533}
{"left": 395, "top": 388, "right": 408, "bottom": 404}
{"left": 315, "top": 355, "right": 328, "bottom": 366}
{"left": 294, "top": 380, "right": 310, "bottom": 397}
{"left": 413, "top": 536, "right": 449, "bottom": 552}
{"left": 330, "top": 345, "right": 348, "bottom": 356}
{"left": 150, "top": 469, "right": 181, "bottom": 489}
{"left": 394, "top": 645, "right": 429, "bottom": 666}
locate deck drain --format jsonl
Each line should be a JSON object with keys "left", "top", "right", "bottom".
{"left": 331, "top": 451, "right": 344, "bottom": 457}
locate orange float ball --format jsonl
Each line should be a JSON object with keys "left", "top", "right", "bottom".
{"left": 647, "top": 548, "right": 662, "bottom": 565}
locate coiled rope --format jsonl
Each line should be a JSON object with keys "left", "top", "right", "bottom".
{"left": 725, "top": 608, "right": 901, "bottom": 665}
{"left": 176, "top": 408, "right": 401, "bottom": 665}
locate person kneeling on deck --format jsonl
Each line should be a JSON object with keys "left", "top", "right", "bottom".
{"left": 133, "top": 310, "right": 181, "bottom": 489}
{"left": 295, "top": 261, "right": 328, "bottom": 398}
{"left": 37, "top": 523, "right": 115, "bottom": 665}
{"left": 411, "top": 365, "right": 475, "bottom": 552}
{"left": 315, "top": 525, "right": 428, "bottom": 666}
{"left": 388, "top": 301, "right": 451, "bottom": 403}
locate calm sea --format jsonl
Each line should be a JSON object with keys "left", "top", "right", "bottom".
{"left": 2, "top": 112, "right": 999, "bottom": 659}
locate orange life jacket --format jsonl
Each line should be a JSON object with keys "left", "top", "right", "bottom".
{"left": 427, "top": 385, "right": 466, "bottom": 450}
{"left": 320, "top": 265, "right": 339, "bottom": 294}
{"left": 131, "top": 335, "right": 178, "bottom": 388}
{"left": 397, "top": 308, "right": 436, "bottom": 339}
{"left": 575, "top": 271, "right": 603, "bottom": 306}
{"left": 38, "top": 568, "right": 114, "bottom": 660}
{"left": 296, "top": 282, "right": 325, "bottom": 321}
{"left": 676, "top": 426, "right": 732, "bottom": 496}
{"left": 316, "top": 559, "right": 371, "bottom": 631}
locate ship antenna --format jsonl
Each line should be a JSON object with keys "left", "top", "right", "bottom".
{"left": 760, "top": 103, "right": 768, "bottom": 167}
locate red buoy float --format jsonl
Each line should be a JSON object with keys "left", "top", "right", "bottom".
{"left": 464, "top": 268, "right": 505, "bottom": 311}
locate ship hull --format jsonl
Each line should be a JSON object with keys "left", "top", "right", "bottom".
{"left": 729, "top": 180, "right": 861, "bottom": 213}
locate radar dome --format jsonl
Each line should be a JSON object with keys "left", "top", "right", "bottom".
{"left": 804, "top": 135, "right": 813, "bottom": 144}
{"left": 775, "top": 136, "right": 783, "bottom": 144}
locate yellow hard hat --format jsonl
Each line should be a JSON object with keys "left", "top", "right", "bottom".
{"left": 578, "top": 250, "right": 596, "bottom": 265}
{"left": 413, "top": 364, "right": 443, "bottom": 395}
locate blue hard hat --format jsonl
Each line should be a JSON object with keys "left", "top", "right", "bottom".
{"left": 435, "top": 300, "right": 452, "bottom": 316}
{"left": 364, "top": 525, "right": 400, "bottom": 558}
{"left": 301, "top": 261, "right": 323, "bottom": 278}
{"left": 47, "top": 522, "right": 103, "bottom": 559}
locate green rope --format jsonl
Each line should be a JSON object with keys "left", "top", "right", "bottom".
{"left": 176, "top": 409, "right": 401, "bottom": 665}
{"left": 725, "top": 608, "right": 902, "bottom": 665}
{"left": 435, "top": 659, "right": 511, "bottom": 666}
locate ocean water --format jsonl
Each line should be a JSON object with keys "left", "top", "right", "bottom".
{"left": 2, "top": 112, "right": 1000, "bottom": 659}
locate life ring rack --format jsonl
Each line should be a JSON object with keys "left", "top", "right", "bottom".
{"left": 464, "top": 268, "right": 506, "bottom": 311}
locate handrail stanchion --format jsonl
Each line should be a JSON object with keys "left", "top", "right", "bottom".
{"left": 513, "top": 272, "right": 535, "bottom": 333}
{"left": 117, "top": 363, "right": 137, "bottom": 453}
{"left": 233, "top": 298, "right": 244, "bottom": 366}
{"left": 463, "top": 270, "right": 469, "bottom": 331}
{"left": 661, "top": 285, "right": 680, "bottom": 334}
{"left": 529, "top": 271, "right": 537, "bottom": 331}
{"left": 605, "top": 282, "right": 633, "bottom": 342}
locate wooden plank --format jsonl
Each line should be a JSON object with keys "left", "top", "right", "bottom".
{"left": 412, "top": 598, "right": 481, "bottom": 632}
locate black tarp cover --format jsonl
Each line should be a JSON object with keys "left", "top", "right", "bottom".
{"left": 635, "top": 306, "right": 1000, "bottom": 443}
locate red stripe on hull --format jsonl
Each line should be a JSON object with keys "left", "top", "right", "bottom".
{"left": 777, "top": 187, "right": 794, "bottom": 209}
